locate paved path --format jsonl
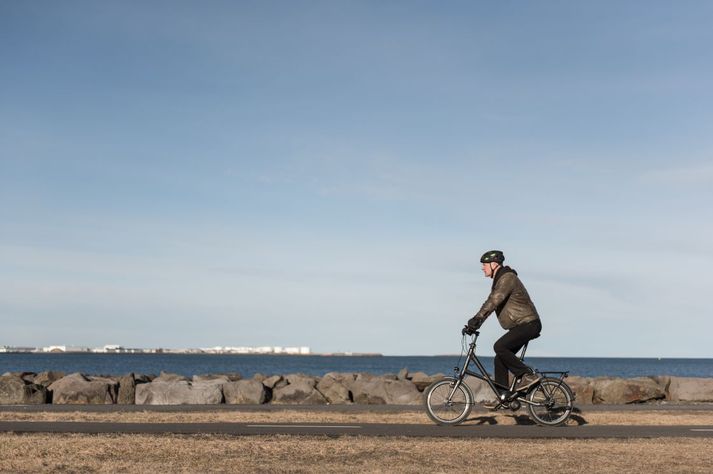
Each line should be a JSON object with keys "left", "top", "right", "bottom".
{"left": 1, "top": 403, "right": 711, "bottom": 413}
{"left": 2, "top": 421, "right": 712, "bottom": 438}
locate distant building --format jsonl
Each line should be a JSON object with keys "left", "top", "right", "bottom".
{"left": 43, "top": 345, "right": 66, "bottom": 353}
{"left": 41, "top": 345, "right": 91, "bottom": 353}
{"left": 10, "top": 344, "right": 311, "bottom": 355}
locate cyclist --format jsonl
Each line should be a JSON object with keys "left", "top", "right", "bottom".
{"left": 464, "top": 250, "right": 542, "bottom": 396}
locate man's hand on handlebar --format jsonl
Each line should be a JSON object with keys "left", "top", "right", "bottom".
{"left": 463, "top": 316, "right": 484, "bottom": 335}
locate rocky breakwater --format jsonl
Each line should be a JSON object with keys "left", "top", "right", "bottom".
{"left": 1, "top": 370, "right": 712, "bottom": 405}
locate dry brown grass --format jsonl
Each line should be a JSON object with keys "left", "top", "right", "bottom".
{"left": 1, "top": 409, "right": 713, "bottom": 426}
{"left": 1, "top": 433, "right": 712, "bottom": 473}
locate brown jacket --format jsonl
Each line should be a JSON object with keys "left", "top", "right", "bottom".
{"left": 473, "top": 266, "right": 539, "bottom": 330}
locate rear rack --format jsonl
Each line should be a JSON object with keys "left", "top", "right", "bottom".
{"left": 534, "top": 371, "right": 575, "bottom": 401}
{"left": 536, "top": 371, "right": 569, "bottom": 377}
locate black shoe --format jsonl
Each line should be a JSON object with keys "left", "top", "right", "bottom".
{"left": 515, "top": 373, "right": 541, "bottom": 391}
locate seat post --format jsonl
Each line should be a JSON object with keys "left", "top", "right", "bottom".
{"left": 519, "top": 342, "right": 529, "bottom": 360}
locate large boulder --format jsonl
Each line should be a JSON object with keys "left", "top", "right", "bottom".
{"left": 285, "top": 374, "right": 318, "bottom": 387}
{"left": 194, "top": 374, "right": 241, "bottom": 383}
{"left": 153, "top": 372, "right": 190, "bottom": 383}
{"left": 134, "top": 374, "right": 153, "bottom": 384}
{"left": 567, "top": 376, "right": 594, "bottom": 404}
{"left": 224, "top": 380, "right": 268, "bottom": 404}
{"left": 48, "top": 373, "right": 117, "bottom": 404}
{"left": 667, "top": 377, "right": 713, "bottom": 402}
{"left": 117, "top": 373, "right": 136, "bottom": 405}
{"left": 0, "top": 374, "right": 47, "bottom": 404}
{"left": 87, "top": 375, "right": 119, "bottom": 384}
{"left": 262, "top": 375, "right": 284, "bottom": 389}
{"left": 272, "top": 381, "right": 327, "bottom": 404}
{"left": 350, "top": 373, "right": 380, "bottom": 390}
{"left": 192, "top": 375, "right": 231, "bottom": 385}
{"left": 316, "top": 374, "right": 351, "bottom": 404}
{"left": 33, "top": 371, "right": 65, "bottom": 387}
{"left": 463, "top": 377, "right": 499, "bottom": 403}
{"left": 324, "top": 372, "right": 356, "bottom": 384}
{"left": 409, "top": 372, "right": 438, "bottom": 392}
{"left": 592, "top": 377, "right": 665, "bottom": 404}
{"left": 135, "top": 381, "right": 223, "bottom": 405}
{"left": 351, "top": 378, "right": 421, "bottom": 405}
{"left": 2, "top": 372, "right": 36, "bottom": 384}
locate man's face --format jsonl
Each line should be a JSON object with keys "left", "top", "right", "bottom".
{"left": 482, "top": 262, "right": 498, "bottom": 277}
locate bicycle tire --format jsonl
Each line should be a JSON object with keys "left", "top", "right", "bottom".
{"left": 526, "top": 378, "right": 574, "bottom": 427}
{"left": 424, "top": 377, "right": 473, "bottom": 426}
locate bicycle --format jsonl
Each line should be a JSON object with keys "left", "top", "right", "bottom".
{"left": 424, "top": 330, "right": 575, "bottom": 427}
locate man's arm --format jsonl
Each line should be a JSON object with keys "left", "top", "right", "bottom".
{"left": 467, "top": 273, "right": 516, "bottom": 328}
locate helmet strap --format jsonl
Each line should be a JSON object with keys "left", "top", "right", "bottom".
{"left": 489, "top": 262, "right": 498, "bottom": 278}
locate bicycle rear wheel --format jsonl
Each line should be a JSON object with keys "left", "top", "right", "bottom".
{"left": 526, "top": 378, "right": 573, "bottom": 427}
{"left": 424, "top": 377, "right": 473, "bottom": 426}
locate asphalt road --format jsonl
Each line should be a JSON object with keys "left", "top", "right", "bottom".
{"left": 1, "top": 403, "right": 712, "bottom": 413}
{"left": 2, "top": 404, "right": 712, "bottom": 439}
{"left": 1, "top": 421, "right": 712, "bottom": 439}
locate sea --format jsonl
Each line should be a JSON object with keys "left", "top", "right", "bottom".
{"left": 1, "top": 353, "right": 712, "bottom": 379}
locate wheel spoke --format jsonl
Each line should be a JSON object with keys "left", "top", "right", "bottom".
{"left": 425, "top": 379, "right": 472, "bottom": 425}
{"left": 526, "top": 379, "right": 573, "bottom": 427}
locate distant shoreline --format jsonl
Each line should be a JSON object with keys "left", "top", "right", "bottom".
{"left": 0, "top": 352, "right": 385, "bottom": 357}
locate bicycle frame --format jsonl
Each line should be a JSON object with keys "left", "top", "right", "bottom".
{"left": 448, "top": 331, "right": 569, "bottom": 408}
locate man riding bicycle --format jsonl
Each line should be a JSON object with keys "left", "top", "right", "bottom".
{"left": 464, "top": 250, "right": 542, "bottom": 396}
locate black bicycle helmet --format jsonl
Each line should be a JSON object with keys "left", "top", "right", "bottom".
{"left": 480, "top": 250, "right": 505, "bottom": 264}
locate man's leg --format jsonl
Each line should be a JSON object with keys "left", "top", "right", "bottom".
{"left": 493, "top": 353, "right": 510, "bottom": 388}
{"left": 493, "top": 320, "right": 541, "bottom": 387}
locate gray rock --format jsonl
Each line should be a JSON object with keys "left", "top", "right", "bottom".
{"left": 135, "top": 381, "right": 223, "bottom": 405}
{"left": 262, "top": 375, "right": 283, "bottom": 389}
{"left": 667, "top": 377, "right": 713, "bottom": 402}
{"left": 324, "top": 372, "right": 356, "bottom": 384}
{"left": 21, "top": 372, "right": 36, "bottom": 384}
{"left": 463, "top": 377, "right": 497, "bottom": 403}
{"left": 224, "top": 380, "right": 268, "bottom": 404}
{"left": 356, "top": 372, "right": 379, "bottom": 380}
{"left": 252, "top": 373, "right": 267, "bottom": 383}
{"left": 0, "top": 374, "right": 47, "bottom": 405}
{"left": 285, "top": 374, "right": 318, "bottom": 387}
{"left": 192, "top": 374, "right": 231, "bottom": 385}
{"left": 33, "top": 371, "right": 65, "bottom": 387}
{"left": 193, "top": 373, "right": 241, "bottom": 383}
{"left": 87, "top": 375, "right": 119, "bottom": 384}
{"left": 272, "top": 381, "right": 327, "bottom": 405}
{"left": 409, "top": 372, "right": 435, "bottom": 392}
{"left": 153, "top": 371, "right": 190, "bottom": 383}
{"left": 316, "top": 374, "right": 351, "bottom": 404}
{"left": 397, "top": 368, "right": 409, "bottom": 381}
{"left": 117, "top": 374, "right": 136, "bottom": 405}
{"left": 351, "top": 379, "right": 421, "bottom": 405}
{"left": 48, "top": 373, "right": 117, "bottom": 404}
{"left": 592, "top": 377, "right": 665, "bottom": 404}
{"left": 134, "top": 374, "right": 152, "bottom": 384}
{"left": 2, "top": 372, "right": 36, "bottom": 384}
{"left": 567, "top": 376, "right": 594, "bottom": 404}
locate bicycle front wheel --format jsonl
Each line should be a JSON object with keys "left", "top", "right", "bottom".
{"left": 424, "top": 377, "right": 473, "bottom": 426}
{"left": 526, "top": 378, "right": 574, "bottom": 427}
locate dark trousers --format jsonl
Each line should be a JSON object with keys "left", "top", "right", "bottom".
{"left": 493, "top": 320, "right": 542, "bottom": 388}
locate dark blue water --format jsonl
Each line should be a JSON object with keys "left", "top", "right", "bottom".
{"left": 2, "top": 353, "right": 712, "bottom": 378}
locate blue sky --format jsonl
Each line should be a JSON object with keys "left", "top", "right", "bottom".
{"left": 1, "top": 1, "right": 712, "bottom": 356}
